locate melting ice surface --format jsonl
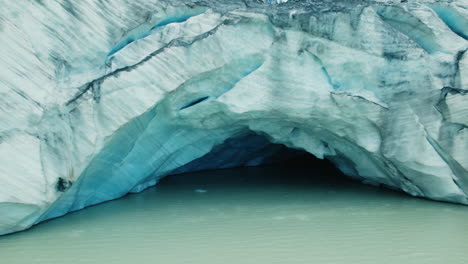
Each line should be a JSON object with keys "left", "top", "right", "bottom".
{"left": 1, "top": 0, "right": 468, "bottom": 235}
{"left": 1, "top": 161, "right": 468, "bottom": 264}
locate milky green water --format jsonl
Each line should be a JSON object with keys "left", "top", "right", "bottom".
{"left": 1, "top": 163, "right": 467, "bottom": 264}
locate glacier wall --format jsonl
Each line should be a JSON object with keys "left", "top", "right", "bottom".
{"left": 1, "top": 0, "right": 468, "bottom": 235}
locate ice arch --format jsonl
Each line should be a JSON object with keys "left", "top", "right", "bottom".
{"left": 1, "top": 0, "right": 468, "bottom": 235}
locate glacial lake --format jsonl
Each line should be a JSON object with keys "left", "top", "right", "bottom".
{"left": 1, "top": 160, "right": 468, "bottom": 264}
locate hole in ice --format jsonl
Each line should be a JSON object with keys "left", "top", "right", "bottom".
{"left": 150, "top": 12, "right": 204, "bottom": 31}
{"left": 107, "top": 9, "right": 206, "bottom": 57}
{"left": 160, "top": 149, "right": 351, "bottom": 188}
{"left": 107, "top": 37, "right": 137, "bottom": 57}
{"left": 164, "top": 132, "right": 351, "bottom": 187}
{"left": 429, "top": 4, "right": 468, "bottom": 40}
{"left": 179, "top": 96, "right": 210, "bottom": 110}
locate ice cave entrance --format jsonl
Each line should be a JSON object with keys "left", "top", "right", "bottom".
{"left": 159, "top": 133, "right": 350, "bottom": 189}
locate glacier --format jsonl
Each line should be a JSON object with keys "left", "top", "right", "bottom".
{"left": 0, "top": 0, "right": 468, "bottom": 235}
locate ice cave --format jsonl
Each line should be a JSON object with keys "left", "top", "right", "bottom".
{"left": 1, "top": 0, "right": 468, "bottom": 237}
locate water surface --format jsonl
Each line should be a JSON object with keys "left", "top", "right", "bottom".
{"left": 1, "top": 161, "right": 467, "bottom": 264}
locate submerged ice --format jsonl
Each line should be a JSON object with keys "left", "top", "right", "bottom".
{"left": 1, "top": 0, "right": 468, "bottom": 235}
